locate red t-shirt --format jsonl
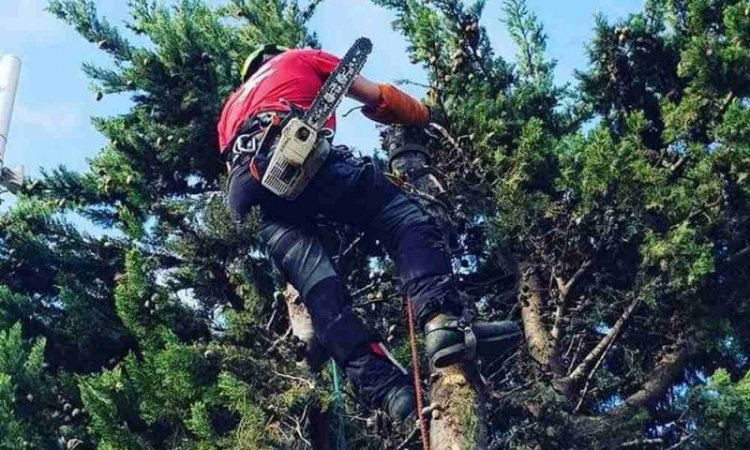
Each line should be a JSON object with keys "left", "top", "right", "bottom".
{"left": 217, "top": 48, "right": 340, "bottom": 152}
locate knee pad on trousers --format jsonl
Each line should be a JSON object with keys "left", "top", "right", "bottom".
{"left": 260, "top": 222, "right": 337, "bottom": 298}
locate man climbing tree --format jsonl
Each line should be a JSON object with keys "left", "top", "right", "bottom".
{"left": 218, "top": 43, "right": 522, "bottom": 422}
{"left": 2, "top": 0, "right": 749, "bottom": 448}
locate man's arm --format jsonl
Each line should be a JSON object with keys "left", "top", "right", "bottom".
{"left": 349, "top": 76, "right": 429, "bottom": 126}
{"left": 348, "top": 76, "right": 382, "bottom": 106}
{"left": 310, "top": 49, "right": 428, "bottom": 126}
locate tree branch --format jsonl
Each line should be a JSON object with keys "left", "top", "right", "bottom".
{"left": 551, "top": 259, "right": 594, "bottom": 343}
{"left": 567, "top": 296, "right": 641, "bottom": 383}
{"left": 726, "top": 245, "right": 750, "bottom": 267}
{"left": 573, "top": 321, "right": 619, "bottom": 412}
{"left": 520, "top": 269, "right": 554, "bottom": 367}
{"left": 612, "top": 343, "right": 690, "bottom": 415}
{"left": 669, "top": 155, "right": 689, "bottom": 179}
{"left": 559, "top": 259, "right": 594, "bottom": 300}
{"left": 619, "top": 438, "right": 663, "bottom": 448}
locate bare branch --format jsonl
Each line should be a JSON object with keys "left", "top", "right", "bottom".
{"left": 270, "top": 369, "right": 316, "bottom": 389}
{"left": 568, "top": 296, "right": 641, "bottom": 383}
{"left": 574, "top": 322, "right": 619, "bottom": 412}
{"left": 612, "top": 343, "right": 690, "bottom": 415}
{"left": 395, "top": 427, "right": 420, "bottom": 450}
{"left": 720, "top": 90, "right": 736, "bottom": 115}
{"left": 726, "top": 245, "right": 750, "bottom": 267}
{"left": 560, "top": 259, "right": 594, "bottom": 300}
{"left": 665, "top": 433, "right": 694, "bottom": 450}
{"left": 619, "top": 438, "right": 663, "bottom": 448}
{"left": 669, "top": 155, "right": 689, "bottom": 178}
{"left": 551, "top": 259, "right": 594, "bottom": 343}
{"left": 520, "top": 270, "right": 553, "bottom": 366}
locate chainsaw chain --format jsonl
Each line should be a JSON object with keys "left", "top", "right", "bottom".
{"left": 305, "top": 37, "right": 372, "bottom": 130}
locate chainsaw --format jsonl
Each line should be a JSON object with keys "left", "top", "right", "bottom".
{"left": 262, "top": 37, "right": 373, "bottom": 200}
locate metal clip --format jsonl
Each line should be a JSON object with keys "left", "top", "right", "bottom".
{"left": 230, "top": 133, "right": 260, "bottom": 166}
{"left": 458, "top": 308, "right": 477, "bottom": 361}
{"left": 233, "top": 133, "right": 258, "bottom": 155}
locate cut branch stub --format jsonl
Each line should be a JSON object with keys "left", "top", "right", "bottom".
{"left": 283, "top": 284, "right": 329, "bottom": 371}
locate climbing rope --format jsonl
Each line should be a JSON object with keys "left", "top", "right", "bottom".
{"left": 406, "top": 297, "right": 430, "bottom": 450}
{"left": 330, "top": 361, "right": 347, "bottom": 450}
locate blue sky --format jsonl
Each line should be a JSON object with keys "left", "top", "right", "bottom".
{"left": 0, "top": 0, "right": 644, "bottom": 197}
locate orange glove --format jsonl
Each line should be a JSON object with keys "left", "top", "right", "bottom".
{"left": 362, "top": 84, "right": 429, "bottom": 125}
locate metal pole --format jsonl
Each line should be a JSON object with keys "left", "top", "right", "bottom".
{"left": 0, "top": 54, "right": 23, "bottom": 192}
{"left": 0, "top": 54, "right": 21, "bottom": 168}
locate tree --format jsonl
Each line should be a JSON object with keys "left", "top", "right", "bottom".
{"left": 0, "top": 0, "right": 748, "bottom": 449}
{"left": 371, "top": 0, "right": 750, "bottom": 448}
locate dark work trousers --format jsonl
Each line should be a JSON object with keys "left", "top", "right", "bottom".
{"left": 227, "top": 145, "right": 463, "bottom": 405}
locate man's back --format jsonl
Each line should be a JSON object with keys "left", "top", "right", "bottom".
{"left": 217, "top": 48, "right": 340, "bottom": 152}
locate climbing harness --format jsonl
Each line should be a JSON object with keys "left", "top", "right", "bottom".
{"left": 406, "top": 296, "right": 430, "bottom": 450}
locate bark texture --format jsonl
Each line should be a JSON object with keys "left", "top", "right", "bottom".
{"left": 283, "top": 284, "right": 331, "bottom": 450}
{"left": 429, "top": 366, "right": 483, "bottom": 450}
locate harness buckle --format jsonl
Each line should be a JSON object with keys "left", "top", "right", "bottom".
{"left": 458, "top": 308, "right": 477, "bottom": 361}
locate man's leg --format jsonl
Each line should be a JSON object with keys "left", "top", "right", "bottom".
{"left": 305, "top": 149, "right": 463, "bottom": 326}
{"left": 228, "top": 157, "right": 414, "bottom": 421}
{"left": 258, "top": 220, "right": 414, "bottom": 419}
{"left": 307, "top": 149, "right": 520, "bottom": 368}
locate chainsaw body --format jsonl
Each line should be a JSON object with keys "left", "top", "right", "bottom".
{"left": 262, "top": 117, "right": 330, "bottom": 200}
{"left": 260, "top": 37, "right": 372, "bottom": 200}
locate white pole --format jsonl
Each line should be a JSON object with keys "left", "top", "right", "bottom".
{"left": 0, "top": 54, "right": 22, "bottom": 169}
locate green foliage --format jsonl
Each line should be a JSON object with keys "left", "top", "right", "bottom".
{"left": 1, "top": 0, "right": 322, "bottom": 448}
{"left": 0, "top": 0, "right": 748, "bottom": 448}
{"left": 689, "top": 369, "right": 750, "bottom": 449}
{"left": 503, "top": 0, "right": 555, "bottom": 88}
{"left": 0, "top": 323, "right": 49, "bottom": 449}
{"left": 78, "top": 367, "right": 148, "bottom": 450}
{"left": 0, "top": 373, "right": 25, "bottom": 450}
{"left": 375, "top": 0, "right": 750, "bottom": 448}
{"left": 217, "top": 373, "right": 275, "bottom": 450}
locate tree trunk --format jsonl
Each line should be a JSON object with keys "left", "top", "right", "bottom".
{"left": 429, "top": 365, "right": 489, "bottom": 450}
{"left": 386, "top": 125, "right": 488, "bottom": 449}
{"left": 283, "top": 284, "right": 331, "bottom": 450}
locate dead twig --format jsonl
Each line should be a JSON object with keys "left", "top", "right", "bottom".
{"left": 573, "top": 319, "right": 620, "bottom": 412}
{"left": 333, "top": 233, "right": 364, "bottom": 262}
{"left": 270, "top": 369, "right": 316, "bottom": 389}
{"left": 665, "top": 433, "right": 694, "bottom": 450}
{"left": 351, "top": 282, "right": 377, "bottom": 297}
{"left": 567, "top": 337, "right": 585, "bottom": 375}
{"left": 394, "top": 426, "right": 420, "bottom": 450}
{"left": 265, "top": 325, "right": 293, "bottom": 355}
{"left": 619, "top": 438, "right": 663, "bottom": 448}
{"left": 551, "top": 258, "right": 593, "bottom": 343}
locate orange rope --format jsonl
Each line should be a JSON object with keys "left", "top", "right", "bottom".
{"left": 406, "top": 297, "right": 430, "bottom": 450}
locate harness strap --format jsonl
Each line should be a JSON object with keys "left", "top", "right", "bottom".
{"left": 404, "top": 166, "right": 440, "bottom": 182}
{"left": 387, "top": 143, "right": 431, "bottom": 172}
{"left": 458, "top": 308, "right": 477, "bottom": 361}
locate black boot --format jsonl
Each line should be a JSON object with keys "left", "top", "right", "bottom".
{"left": 383, "top": 385, "right": 416, "bottom": 422}
{"left": 424, "top": 311, "right": 521, "bottom": 370}
{"left": 345, "top": 343, "right": 415, "bottom": 423}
